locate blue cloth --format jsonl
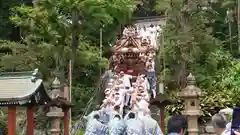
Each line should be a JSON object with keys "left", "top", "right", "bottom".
{"left": 100, "top": 111, "right": 110, "bottom": 123}
{"left": 85, "top": 119, "right": 108, "bottom": 135}
{"left": 108, "top": 118, "right": 125, "bottom": 135}
{"left": 124, "top": 118, "right": 146, "bottom": 135}
{"left": 146, "top": 72, "right": 156, "bottom": 93}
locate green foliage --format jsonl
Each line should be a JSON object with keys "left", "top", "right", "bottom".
{"left": 76, "top": 130, "right": 85, "bottom": 135}
{"left": 0, "top": 0, "right": 19, "bottom": 39}
{"left": 0, "top": 109, "right": 7, "bottom": 135}
{"left": 156, "top": 0, "right": 240, "bottom": 120}
{"left": 2, "top": 0, "right": 134, "bottom": 122}
{"left": 0, "top": 118, "right": 7, "bottom": 135}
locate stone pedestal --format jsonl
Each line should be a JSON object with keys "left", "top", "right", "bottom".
{"left": 47, "top": 107, "right": 64, "bottom": 135}
{"left": 178, "top": 73, "right": 202, "bottom": 135}
{"left": 47, "top": 75, "right": 64, "bottom": 135}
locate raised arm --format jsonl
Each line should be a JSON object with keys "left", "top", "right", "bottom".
{"left": 114, "top": 97, "right": 122, "bottom": 106}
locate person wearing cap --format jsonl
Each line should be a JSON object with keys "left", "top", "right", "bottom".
{"left": 141, "top": 110, "right": 163, "bottom": 135}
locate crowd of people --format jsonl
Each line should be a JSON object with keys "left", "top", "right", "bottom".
{"left": 84, "top": 71, "right": 163, "bottom": 135}
{"left": 84, "top": 106, "right": 239, "bottom": 135}
{"left": 83, "top": 24, "right": 163, "bottom": 134}
{"left": 122, "top": 24, "right": 162, "bottom": 50}
{"left": 113, "top": 24, "right": 160, "bottom": 99}
{"left": 83, "top": 19, "right": 239, "bottom": 135}
{"left": 166, "top": 108, "right": 239, "bottom": 135}
{"left": 84, "top": 109, "right": 163, "bottom": 135}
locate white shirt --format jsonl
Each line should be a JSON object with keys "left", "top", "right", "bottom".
{"left": 141, "top": 115, "right": 163, "bottom": 135}
{"left": 120, "top": 74, "right": 132, "bottom": 88}
{"left": 137, "top": 99, "right": 149, "bottom": 109}
{"left": 123, "top": 28, "right": 128, "bottom": 36}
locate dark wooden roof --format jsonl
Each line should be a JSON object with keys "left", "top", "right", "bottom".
{"left": 0, "top": 70, "right": 72, "bottom": 108}
{"left": 0, "top": 71, "right": 51, "bottom": 106}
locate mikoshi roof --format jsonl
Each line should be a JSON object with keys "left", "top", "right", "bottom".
{"left": 0, "top": 70, "right": 51, "bottom": 106}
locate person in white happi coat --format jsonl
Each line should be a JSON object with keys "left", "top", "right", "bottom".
{"left": 124, "top": 86, "right": 134, "bottom": 106}
{"left": 148, "top": 24, "right": 158, "bottom": 49}
{"left": 156, "top": 25, "right": 162, "bottom": 37}
{"left": 123, "top": 26, "right": 129, "bottom": 37}
{"left": 146, "top": 58, "right": 155, "bottom": 70}
{"left": 85, "top": 114, "right": 108, "bottom": 135}
{"left": 148, "top": 51, "right": 156, "bottom": 59}
{"left": 112, "top": 92, "right": 124, "bottom": 115}
{"left": 140, "top": 26, "right": 150, "bottom": 43}
{"left": 117, "top": 80, "right": 126, "bottom": 95}
{"left": 100, "top": 90, "right": 114, "bottom": 122}
{"left": 124, "top": 112, "right": 146, "bottom": 135}
{"left": 111, "top": 105, "right": 121, "bottom": 119}
{"left": 139, "top": 89, "right": 150, "bottom": 102}
{"left": 107, "top": 81, "right": 114, "bottom": 88}
{"left": 141, "top": 109, "right": 163, "bottom": 135}
{"left": 100, "top": 90, "right": 115, "bottom": 120}
{"left": 119, "top": 71, "right": 132, "bottom": 88}
{"left": 108, "top": 114, "right": 125, "bottom": 135}
{"left": 138, "top": 80, "right": 149, "bottom": 94}
{"left": 84, "top": 105, "right": 102, "bottom": 126}
{"left": 132, "top": 93, "right": 141, "bottom": 113}
{"left": 136, "top": 92, "right": 150, "bottom": 118}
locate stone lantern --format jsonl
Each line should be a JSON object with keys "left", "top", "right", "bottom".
{"left": 178, "top": 73, "right": 202, "bottom": 135}
{"left": 46, "top": 76, "right": 64, "bottom": 135}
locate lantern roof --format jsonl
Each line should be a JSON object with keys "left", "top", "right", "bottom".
{"left": 178, "top": 73, "right": 201, "bottom": 98}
